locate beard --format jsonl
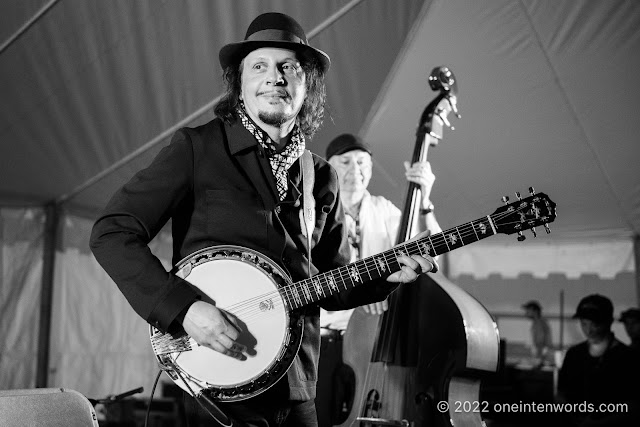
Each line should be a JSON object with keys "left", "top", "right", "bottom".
{"left": 258, "top": 110, "right": 294, "bottom": 127}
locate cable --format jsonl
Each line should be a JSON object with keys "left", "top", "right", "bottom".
{"left": 144, "top": 369, "right": 163, "bottom": 427}
{"left": 171, "top": 361, "right": 233, "bottom": 427}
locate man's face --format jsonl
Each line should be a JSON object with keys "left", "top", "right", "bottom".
{"left": 579, "top": 318, "right": 609, "bottom": 340}
{"left": 329, "top": 150, "right": 373, "bottom": 193}
{"left": 240, "top": 47, "right": 306, "bottom": 129}
{"left": 623, "top": 318, "right": 640, "bottom": 341}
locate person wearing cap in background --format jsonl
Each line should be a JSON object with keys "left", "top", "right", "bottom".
{"left": 319, "top": 133, "right": 442, "bottom": 333}
{"left": 90, "top": 12, "right": 439, "bottom": 426}
{"left": 556, "top": 294, "right": 640, "bottom": 426}
{"left": 522, "top": 300, "right": 552, "bottom": 367}
{"left": 620, "top": 308, "right": 640, "bottom": 351}
{"left": 316, "top": 133, "right": 442, "bottom": 426}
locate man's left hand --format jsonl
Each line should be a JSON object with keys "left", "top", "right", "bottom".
{"left": 386, "top": 254, "right": 438, "bottom": 283}
{"left": 404, "top": 161, "right": 435, "bottom": 201}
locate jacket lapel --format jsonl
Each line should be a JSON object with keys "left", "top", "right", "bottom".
{"left": 225, "top": 121, "right": 279, "bottom": 207}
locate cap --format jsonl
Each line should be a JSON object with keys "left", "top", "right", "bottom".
{"left": 573, "top": 294, "right": 614, "bottom": 323}
{"left": 619, "top": 308, "right": 640, "bottom": 323}
{"left": 325, "top": 133, "right": 372, "bottom": 160}
{"left": 522, "top": 300, "right": 542, "bottom": 311}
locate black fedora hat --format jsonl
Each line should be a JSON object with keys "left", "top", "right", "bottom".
{"left": 219, "top": 12, "right": 330, "bottom": 72}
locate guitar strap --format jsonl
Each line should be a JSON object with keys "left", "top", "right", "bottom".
{"left": 300, "top": 149, "right": 315, "bottom": 276}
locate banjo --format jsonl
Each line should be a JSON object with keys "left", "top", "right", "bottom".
{"left": 150, "top": 190, "right": 556, "bottom": 402}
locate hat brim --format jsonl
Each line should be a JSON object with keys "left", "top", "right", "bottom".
{"left": 332, "top": 145, "right": 371, "bottom": 157}
{"left": 619, "top": 312, "right": 640, "bottom": 322}
{"left": 219, "top": 40, "right": 330, "bottom": 72}
{"left": 572, "top": 309, "right": 613, "bottom": 322}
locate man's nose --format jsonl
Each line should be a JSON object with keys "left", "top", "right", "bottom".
{"left": 267, "top": 66, "right": 285, "bottom": 85}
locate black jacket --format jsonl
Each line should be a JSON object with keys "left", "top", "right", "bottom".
{"left": 90, "top": 117, "right": 396, "bottom": 400}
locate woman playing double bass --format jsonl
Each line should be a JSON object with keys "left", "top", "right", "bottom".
{"left": 316, "top": 132, "right": 442, "bottom": 427}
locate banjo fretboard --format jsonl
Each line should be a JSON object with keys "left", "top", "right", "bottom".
{"left": 284, "top": 215, "right": 496, "bottom": 309}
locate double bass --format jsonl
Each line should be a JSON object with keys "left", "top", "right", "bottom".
{"left": 338, "top": 67, "right": 500, "bottom": 427}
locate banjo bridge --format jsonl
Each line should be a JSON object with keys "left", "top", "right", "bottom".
{"left": 258, "top": 299, "right": 275, "bottom": 311}
{"left": 151, "top": 330, "right": 193, "bottom": 355}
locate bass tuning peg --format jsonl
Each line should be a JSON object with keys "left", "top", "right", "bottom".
{"left": 435, "top": 108, "right": 454, "bottom": 130}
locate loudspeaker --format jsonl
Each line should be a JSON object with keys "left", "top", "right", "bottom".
{"left": 0, "top": 388, "right": 98, "bottom": 427}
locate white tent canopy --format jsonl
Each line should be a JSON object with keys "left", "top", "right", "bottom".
{"left": 1, "top": 0, "right": 638, "bottom": 399}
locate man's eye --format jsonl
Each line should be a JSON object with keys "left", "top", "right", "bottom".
{"left": 283, "top": 63, "right": 300, "bottom": 73}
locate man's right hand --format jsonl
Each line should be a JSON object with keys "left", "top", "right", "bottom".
{"left": 362, "top": 299, "right": 388, "bottom": 315}
{"left": 181, "top": 301, "right": 247, "bottom": 360}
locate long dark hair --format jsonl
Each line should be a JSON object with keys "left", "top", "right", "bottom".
{"left": 213, "top": 54, "right": 327, "bottom": 139}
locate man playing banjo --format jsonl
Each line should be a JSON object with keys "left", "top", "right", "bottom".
{"left": 90, "top": 12, "right": 437, "bottom": 426}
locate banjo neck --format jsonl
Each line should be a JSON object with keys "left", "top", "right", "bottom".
{"left": 286, "top": 191, "right": 556, "bottom": 310}
{"left": 286, "top": 218, "right": 495, "bottom": 309}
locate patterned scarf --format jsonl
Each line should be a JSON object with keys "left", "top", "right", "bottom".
{"left": 237, "top": 105, "right": 305, "bottom": 201}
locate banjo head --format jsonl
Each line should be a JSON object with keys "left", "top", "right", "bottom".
{"left": 150, "top": 245, "right": 303, "bottom": 401}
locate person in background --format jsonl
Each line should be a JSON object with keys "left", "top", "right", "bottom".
{"left": 557, "top": 294, "right": 640, "bottom": 426}
{"left": 522, "top": 300, "right": 553, "bottom": 367}
{"left": 319, "top": 133, "right": 442, "bottom": 333}
{"left": 619, "top": 307, "right": 640, "bottom": 351}
{"left": 316, "top": 133, "right": 442, "bottom": 426}
{"left": 89, "top": 12, "right": 438, "bottom": 427}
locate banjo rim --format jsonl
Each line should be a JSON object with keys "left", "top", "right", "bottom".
{"left": 150, "top": 245, "right": 304, "bottom": 401}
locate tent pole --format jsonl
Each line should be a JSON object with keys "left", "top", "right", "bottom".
{"left": 635, "top": 235, "right": 640, "bottom": 306}
{"left": 307, "top": 0, "right": 366, "bottom": 38}
{"left": 36, "top": 202, "right": 59, "bottom": 387}
{"left": 0, "top": 0, "right": 60, "bottom": 55}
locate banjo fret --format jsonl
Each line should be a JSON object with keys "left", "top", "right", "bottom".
{"left": 301, "top": 283, "right": 312, "bottom": 303}
{"left": 312, "top": 277, "right": 324, "bottom": 299}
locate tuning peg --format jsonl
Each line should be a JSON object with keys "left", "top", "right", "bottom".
{"left": 529, "top": 186, "right": 536, "bottom": 195}
{"left": 531, "top": 227, "right": 537, "bottom": 238}
{"left": 515, "top": 191, "right": 522, "bottom": 201}
{"left": 517, "top": 231, "right": 526, "bottom": 241}
{"left": 446, "top": 95, "right": 461, "bottom": 119}
{"left": 501, "top": 196, "right": 510, "bottom": 204}
{"left": 544, "top": 223, "right": 551, "bottom": 234}
{"left": 435, "top": 108, "right": 454, "bottom": 130}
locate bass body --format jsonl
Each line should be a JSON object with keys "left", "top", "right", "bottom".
{"left": 340, "top": 272, "right": 500, "bottom": 427}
